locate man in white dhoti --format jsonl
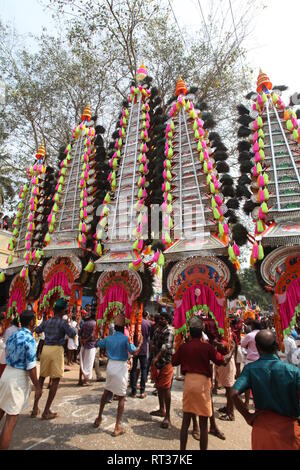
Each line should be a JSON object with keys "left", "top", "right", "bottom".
{"left": 78, "top": 311, "right": 96, "bottom": 386}
{"left": 93, "top": 313, "right": 142, "bottom": 436}
{"left": 0, "top": 310, "right": 42, "bottom": 449}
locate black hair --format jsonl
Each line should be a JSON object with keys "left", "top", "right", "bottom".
{"left": 12, "top": 317, "right": 20, "bottom": 327}
{"left": 54, "top": 306, "right": 65, "bottom": 315}
{"left": 255, "top": 331, "right": 277, "bottom": 354}
{"left": 20, "top": 310, "right": 35, "bottom": 328}
{"left": 189, "top": 326, "right": 203, "bottom": 339}
{"left": 0, "top": 312, "right": 5, "bottom": 322}
{"left": 115, "top": 325, "right": 124, "bottom": 333}
{"left": 160, "top": 311, "right": 172, "bottom": 324}
{"left": 251, "top": 320, "right": 262, "bottom": 331}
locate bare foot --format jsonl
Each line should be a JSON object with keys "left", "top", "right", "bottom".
{"left": 30, "top": 408, "right": 40, "bottom": 418}
{"left": 111, "top": 427, "right": 126, "bottom": 437}
{"left": 150, "top": 409, "right": 166, "bottom": 417}
{"left": 93, "top": 417, "right": 102, "bottom": 428}
{"left": 209, "top": 428, "right": 226, "bottom": 440}
{"left": 160, "top": 418, "right": 170, "bottom": 429}
{"left": 192, "top": 430, "right": 200, "bottom": 441}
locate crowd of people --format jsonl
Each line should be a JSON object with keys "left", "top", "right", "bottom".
{"left": 0, "top": 213, "right": 10, "bottom": 231}
{"left": 0, "top": 300, "right": 299, "bottom": 450}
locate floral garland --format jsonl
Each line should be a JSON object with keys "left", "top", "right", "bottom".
{"left": 129, "top": 303, "right": 143, "bottom": 343}
{"left": 97, "top": 301, "right": 131, "bottom": 327}
{"left": 163, "top": 95, "right": 237, "bottom": 266}
{"left": 174, "top": 303, "right": 224, "bottom": 336}
{"left": 7, "top": 184, "right": 29, "bottom": 262}
{"left": 7, "top": 301, "right": 19, "bottom": 320}
{"left": 283, "top": 303, "right": 300, "bottom": 336}
{"left": 44, "top": 143, "right": 72, "bottom": 244}
{"left": 40, "top": 286, "right": 68, "bottom": 311}
{"left": 45, "top": 111, "right": 95, "bottom": 248}
{"left": 77, "top": 122, "right": 96, "bottom": 247}
{"left": 20, "top": 148, "right": 46, "bottom": 278}
{"left": 249, "top": 90, "right": 300, "bottom": 264}
{"left": 96, "top": 85, "right": 151, "bottom": 271}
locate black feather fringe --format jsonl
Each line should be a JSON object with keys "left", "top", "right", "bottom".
{"left": 216, "top": 161, "right": 230, "bottom": 173}
{"left": 238, "top": 126, "right": 251, "bottom": 138}
{"left": 226, "top": 198, "right": 240, "bottom": 209}
{"left": 238, "top": 141, "right": 251, "bottom": 152}
{"left": 244, "top": 200, "right": 258, "bottom": 215}
{"left": 232, "top": 223, "right": 248, "bottom": 246}
{"left": 237, "top": 104, "right": 250, "bottom": 116}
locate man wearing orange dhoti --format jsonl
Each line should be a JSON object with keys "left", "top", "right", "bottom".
{"left": 232, "top": 329, "right": 300, "bottom": 450}
{"left": 172, "top": 316, "right": 233, "bottom": 450}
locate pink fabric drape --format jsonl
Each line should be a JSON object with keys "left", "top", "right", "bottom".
{"left": 41, "top": 271, "right": 71, "bottom": 302}
{"left": 278, "top": 278, "right": 300, "bottom": 331}
{"left": 8, "top": 287, "right": 24, "bottom": 313}
{"left": 98, "top": 285, "right": 131, "bottom": 321}
{"left": 174, "top": 284, "right": 225, "bottom": 331}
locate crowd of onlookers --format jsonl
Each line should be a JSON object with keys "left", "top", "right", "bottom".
{"left": 0, "top": 213, "right": 10, "bottom": 231}
{"left": 0, "top": 304, "right": 299, "bottom": 450}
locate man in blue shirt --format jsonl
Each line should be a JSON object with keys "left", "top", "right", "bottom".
{"left": 93, "top": 312, "right": 142, "bottom": 437}
{"left": 232, "top": 329, "right": 300, "bottom": 450}
{"left": 0, "top": 310, "right": 42, "bottom": 450}
{"left": 130, "top": 310, "right": 151, "bottom": 399}
{"left": 31, "top": 298, "right": 76, "bottom": 420}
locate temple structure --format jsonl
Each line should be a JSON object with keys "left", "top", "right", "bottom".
{"left": 2, "top": 143, "right": 55, "bottom": 318}
{"left": 94, "top": 64, "right": 162, "bottom": 339}
{"left": 38, "top": 105, "right": 107, "bottom": 316}
{"left": 162, "top": 78, "right": 245, "bottom": 348}
{"left": 237, "top": 70, "right": 300, "bottom": 349}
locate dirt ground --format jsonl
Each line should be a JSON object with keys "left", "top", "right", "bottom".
{"left": 1, "top": 361, "right": 252, "bottom": 451}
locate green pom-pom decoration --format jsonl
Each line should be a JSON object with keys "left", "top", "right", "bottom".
{"left": 261, "top": 202, "right": 268, "bottom": 214}
{"left": 264, "top": 188, "right": 270, "bottom": 200}
{"left": 257, "top": 116, "right": 263, "bottom": 128}
{"left": 258, "top": 243, "right": 264, "bottom": 261}
{"left": 158, "top": 253, "right": 165, "bottom": 267}
{"left": 213, "top": 207, "right": 221, "bottom": 220}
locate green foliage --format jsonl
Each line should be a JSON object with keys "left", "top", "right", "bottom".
{"left": 0, "top": 0, "right": 260, "bottom": 207}
{"left": 239, "top": 267, "right": 272, "bottom": 310}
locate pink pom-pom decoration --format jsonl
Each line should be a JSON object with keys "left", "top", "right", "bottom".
{"left": 215, "top": 195, "right": 223, "bottom": 206}
{"left": 223, "top": 223, "right": 229, "bottom": 235}
{"left": 252, "top": 243, "right": 259, "bottom": 260}
{"left": 255, "top": 152, "right": 262, "bottom": 163}
{"left": 233, "top": 243, "right": 240, "bottom": 257}
{"left": 258, "top": 189, "right": 265, "bottom": 202}
{"left": 258, "top": 175, "right": 265, "bottom": 187}
{"left": 258, "top": 207, "right": 266, "bottom": 220}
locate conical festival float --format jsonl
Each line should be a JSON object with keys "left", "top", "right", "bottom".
{"left": 237, "top": 70, "right": 300, "bottom": 349}
{"left": 94, "top": 64, "right": 164, "bottom": 340}
{"left": 161, "top": 78, "right": 246, "bottom": 349}
{"left": 2, "top": 143, "right": 56, "bottom": 320}
{"left": 39, "top": 105, "right": 107, "bottom": 317}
